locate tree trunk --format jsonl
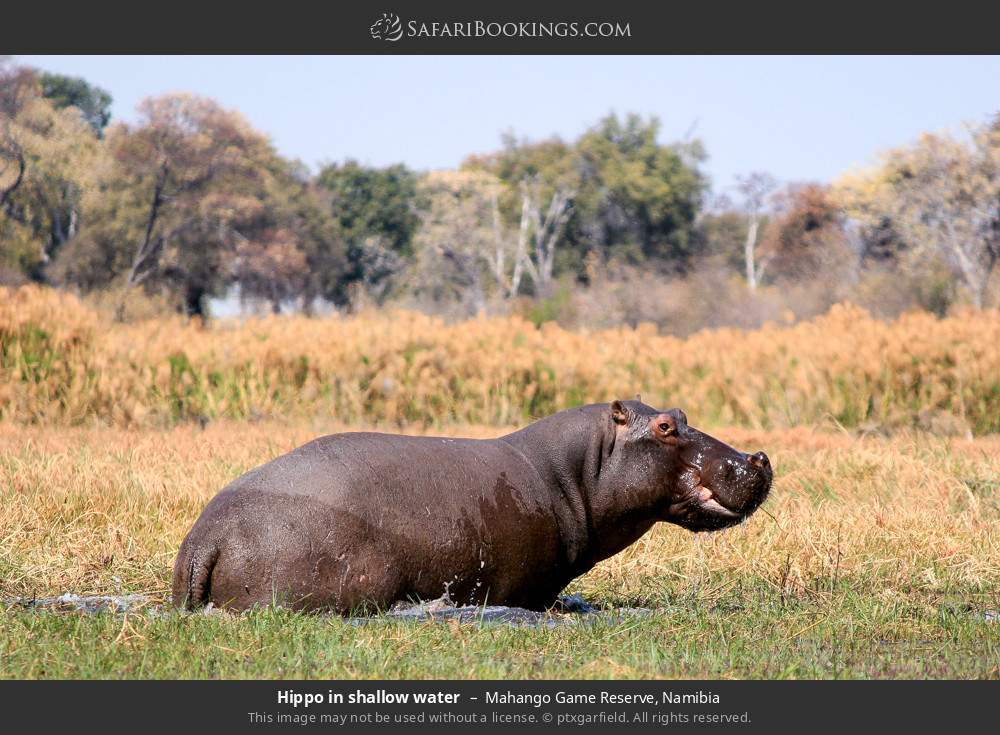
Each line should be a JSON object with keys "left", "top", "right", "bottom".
{"left": 184, "top": 284, "right": 207, "bottom": 319}
{"left": 301, "top": 291, "right": 316, "bottom": 317}
{"left": 0, "top": 146, "right": 25, "bottom": 210}
{"left": 745, "top": 215, "right": 759, "bottom": 291}
{"left": 508, "top": 191, "right": 532, "bottom": 298}
{"left": 469, "top": 267, "right": 486, "bottom": 316}
{"left": 127, "top": 166, "right": 169, "bottom": 287}
{"left": 969, "top": 256, "right": 995, "bottom": 309}
{"left": 944, "top": 224, "right": 988, "bottom": 309}
{"left": 540, "top": 188, "right": 572, "bottom": 284}
{"left": 515, "top": 182, "right": 572, "bottom": 297}
{"left": 488, "top": 193, "right": 507, "bottom": 290}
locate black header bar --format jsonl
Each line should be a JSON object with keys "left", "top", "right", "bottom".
{"left": 2, "top": 1, "right": 999, "bottom": 54}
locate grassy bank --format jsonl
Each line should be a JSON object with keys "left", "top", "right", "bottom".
{"left": 3, "top": 592, "right": 996, "bottom": 679}
{"left": 2, "top": 286, "right": 999, "bottom": 433}
{"left": 1, "top": 421, "right": 997, "bottom": 679}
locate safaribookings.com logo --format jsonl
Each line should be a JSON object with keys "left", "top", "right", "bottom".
{"left": 369, "top": 13, "right": 631, "bottom": 42}
{"left": 370, "top": 13, "right": 404, "bottom": 41}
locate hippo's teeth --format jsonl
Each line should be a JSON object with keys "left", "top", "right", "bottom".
{"left": 701, "top": 496, "right": 740, "bottom": 518}
{"left": 696, "top": 484, "right": 740, "bottom": 517}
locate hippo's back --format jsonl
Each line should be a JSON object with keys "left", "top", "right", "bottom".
{"left": 173, "top": 431, "right": 565, "bottom": 611}
{"left": 218, "top": 431, "right": 549, "bottom": 516}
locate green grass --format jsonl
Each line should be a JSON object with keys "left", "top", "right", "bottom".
{"left": 4, "top": 582, "right": 997, "bottom": 679}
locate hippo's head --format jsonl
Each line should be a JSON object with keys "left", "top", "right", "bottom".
{"left": 609, "top": 400, "right": 772, "bottom": 532}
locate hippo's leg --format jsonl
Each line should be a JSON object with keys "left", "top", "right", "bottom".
{"left": 173, "top": 497, "right": 408, "bottom": 613}
{"left": 204, "top": 540, "right": 405, "bottom": 613}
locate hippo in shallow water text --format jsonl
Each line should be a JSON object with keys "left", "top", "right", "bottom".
{"left": 172, "top": 400, "right": 772, "bottom": 613}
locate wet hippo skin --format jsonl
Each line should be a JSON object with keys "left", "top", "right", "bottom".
{"left": 172, "top": 400, "right": 772, "bottom": 613}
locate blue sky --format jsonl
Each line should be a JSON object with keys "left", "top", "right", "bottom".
{"left": 18, "top": 55, "right": 1000, "bottom": 196}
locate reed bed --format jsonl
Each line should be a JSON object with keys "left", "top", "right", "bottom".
{"left": 2, "top": 286, "right": 998, "bottom": 433}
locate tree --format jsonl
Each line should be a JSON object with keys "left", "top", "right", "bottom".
{"left": 465, "top": 134, "right": 578, "bottom": 292}
{"left": 316, "top": 160, "right": 419, "bottom": 305}
{"left": 734, "top": 172, "right": 777, "bottom": 290}
{"left": 0, "top": 60, "right": 30, "bottom": 213}
{"left": 573, "top": 113, "right": 707, "bottom": 266}
{"left": 38, "top": 72, "right": 113, "bottom": 137}
{"left": 838, "top": 122, "right": 1000, "bottom": 308}
{"left": 1, "top": 60, "right": 100, "bottom": 280}
{"left": 0, "top": 57, "right": 36, "bottom": 118}
{"left": 407, "top": 169, "right": 576, "bottom": 313}
{"left": 231, "top": 226, "right": 306, "bottom": 314}
{"left": 232, "top": 162, "right": 347, "bottom": 314}
{"left": 409, "top": 170, "right": 505, "bottom": 313}
{"left": 695, "top": 204, "right": 749, "bottom": 273}
{"left": 509, "top": 176, "right": 574, "bottom": 296}
{"left": 55, "top": 93, "right": 275, "bottom": 317}
{"left": 467, "top": 113, "right": 708, "bottom": 277}
{"left": 904, "top": 128, "right": 1000, "bottom": 308}
{"left": 317, "top": 161, "right": 419, "bottom": 254}
{"left": 759, "top": 183, "right": 852, "bottom": 282}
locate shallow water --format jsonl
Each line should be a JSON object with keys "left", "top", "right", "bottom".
{"left": 9, "top": 594, "right": 996, "bottom": 627}
{"left": 4, "top": 593, "right": 653, "bottom": 627}
{"left": 350, "top": 594, "right": 653, "bottom": 627}
{"left": 7, "top": 593, "right": 151, "bottom": 614}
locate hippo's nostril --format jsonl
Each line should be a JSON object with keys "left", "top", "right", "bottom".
{"left": 749, "top": 451, "right": 770, "bottom": 470}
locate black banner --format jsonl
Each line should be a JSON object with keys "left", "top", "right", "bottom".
{"left": 2, "top": 1, "right": 1000, "bottom": 53}
{"left": 0, "top": 680, "right": 993, "bottom": 732}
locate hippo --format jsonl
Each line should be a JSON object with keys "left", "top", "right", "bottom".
{"left": 172, "top": 400, "right": 772, "bottom": 613}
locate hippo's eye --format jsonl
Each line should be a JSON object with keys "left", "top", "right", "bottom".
{"left": 658, "top": 422, "right": 674, "bottom": 435}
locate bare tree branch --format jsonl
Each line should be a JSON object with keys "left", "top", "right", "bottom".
{"left": 127, "top": 163, "right": 169, "bottom": 287}
{"left": 0, "top": 137, "right": 25, "bottom": 211}
{"left": 735, "top": 172, "right": 777, "bottom": 291}
{"left": 514, "top": 178, "right": 573, "bottom": 293}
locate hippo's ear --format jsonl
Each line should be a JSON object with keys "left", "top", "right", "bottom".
{"left": 610, "top": 400, "right": 630, "bottom": 426}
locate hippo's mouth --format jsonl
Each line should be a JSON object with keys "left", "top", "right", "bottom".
{"left": 666, "top": 465, "right": 770, "bottom": 532}
{"left": 694, "top": 484, "right": 742, "bottom": 519}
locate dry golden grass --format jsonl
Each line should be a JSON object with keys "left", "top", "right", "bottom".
{"left": 2, "top": 420, "right": 997, "bottom": 607}
{"left": 2, "top": 285, "right": 999, "bottom": 433}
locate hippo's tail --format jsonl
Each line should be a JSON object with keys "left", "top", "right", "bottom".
{"left": 171, "top": 538, "right": 220, "bottom": 610}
